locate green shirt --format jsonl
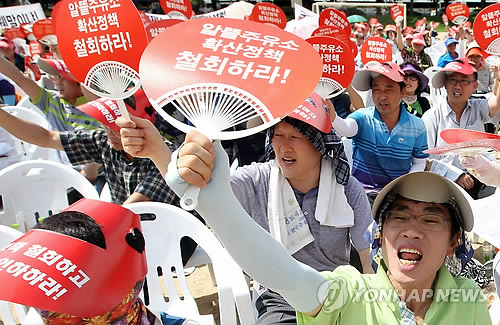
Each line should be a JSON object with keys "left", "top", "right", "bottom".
{"left": 297, "top": 262, "right": 491, "bottom": 325}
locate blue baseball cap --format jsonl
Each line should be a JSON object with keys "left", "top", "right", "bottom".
{"left": 445, "top": 36, "right": 459, "bottom": 47}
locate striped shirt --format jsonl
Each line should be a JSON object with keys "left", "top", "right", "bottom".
{"left": 348, "top": 106, "right": 429, "bottom": 193}
{"left": 31, "top": 88, "right": 100, "bottom": 132}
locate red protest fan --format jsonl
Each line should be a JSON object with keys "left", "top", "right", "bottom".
{"left": 442, "top": 13, "right": 449, "bottom": 26}
{"left": 446, "top": 3, "right": 469, "bottom": 25}
{"left": 32, "top": 18, "right": 55, "bottom": 42}
{"left": 145, "top": 19, "right": 185, "bottom": 42}
{"left": 473, "top": 3, "right": 500, "bottom": 56}
{"left": 360, "top": 36, "right": 393, "bottom": 65}
{"left": 55, "top": 0, "right": 148, "bottom": 83}
{"left": 424, "top": 139, "right": 500, "bottom": 156}
{"left": 390, "top": 4, "right": 404, "bottom": 24}
{"left": 249, "top": 2, "right": 287, "bottom": 29}
{"left": 318, "top": 8, "right": 350, "bottom": 36}
{"left": 310, "top": 25, "right": 357, "bottom": 57}
{"left": 55, "top": 0, "right": 148, "bottom": 118}
{"left": 440, "top": 128, "right": 500, "bottom": 144}
{"left": 369, "top": 17, "right": 378, "bottom": 27}
{"left": 29, "top": 41, "right": 42, "bottom": 56}
{"left": 306, "top": 36, "right": 355, "bottom": 99}
{"left": 140, "top": 17, "right": 322, "bottom": 210}
{"left": 4, "top": 28, "right": 25, "bottom": 40}
{"left": 161, "top": 0, "right": 193, "bottom": 19}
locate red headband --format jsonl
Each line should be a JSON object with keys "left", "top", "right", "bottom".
{"left": 0, "top": 199, "right": 147, "bottom": 317}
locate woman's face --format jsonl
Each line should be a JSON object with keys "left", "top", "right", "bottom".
{"left": 404, "top": 73, "right": 419, "bottom": 94}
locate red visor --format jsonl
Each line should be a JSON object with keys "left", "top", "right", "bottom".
{"left": 76, "top": 89, "right": 155, "bottom": 132}
{"left": 0, "top": 199, "right": 147, "bottom": 317}
{"left": 288, "top": 92, "right": 332, "bottom": 133}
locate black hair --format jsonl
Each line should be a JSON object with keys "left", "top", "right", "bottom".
{"left": 33, "top": 211, "right": 106, "bottom": 249}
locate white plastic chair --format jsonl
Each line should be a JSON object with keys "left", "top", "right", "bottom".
{"left": 0, "top": 160, "right": 99, "bottom": 232}
{"left": 125, "top": 202, "right": 255, "bottom": 325}
{"left": 16, "top": 96, "right": 46, "bottom": 118}
{"left": 0, "top": 225, "right": 28, "bottom": 325}
{"left": 423, "top": 66, "right": 446, "bottom": 107}
{"left": 2, "top": 106, "right": 49, "bottom": 161}
{"left": 99, "top": 182, "right": 112, "bottom": 203}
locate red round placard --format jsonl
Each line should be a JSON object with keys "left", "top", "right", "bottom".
{"left": 139, "top": 17, "right": 323, "bottom": 120}
{"left": 138, "top": 10, "right": 152, "bottom": 27}
{"left": 306, "top": 36, "right": 355, "bottom": 90}
{"left": 4, "top": 28, "right": 25, "bottom": 40}
{"left": 145, "top": 19, "right": 184, "bottom": 42}
{"left": 360, "top": 36, "right": 392, "bottom": 65}
{"left": 446, "top": 3, "right": 469, "bottom": 25}
{"left": 249, "top": 2, "right": 287, "bottom": 29}
{"left": 32, "top": 18, "right": 54, "bottom": 40}
{"left": 160, "top": 0, "right": 193, "bottom": 19}
{"left": 318, "top": 8, "right": 350, "bottom": 36}
{"left": 369, "top": 18, "right": 378, "bottom": 27}
{"left": 55, "top": 0, "right": 148, "bottom": 82}
{"left": 311, "top": 26, "right": 349, "bottom": 46}
{"left": 474, "top": 4, "right": 500, "bottom": 56}
{"left": 390, "top": 5, "right": 404, "bottom": 23}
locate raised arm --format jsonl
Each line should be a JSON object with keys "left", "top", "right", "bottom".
{"left": 165, "top": 131, "right": 328, "bottom": 317}
{"left": 326, "top": 99, "right": 359, "bottom": 137}
{"left": 0, "top": 57, "right": 41, "bottom": 101}
{"left": 0, "top": 107, "right": 62, "bottom": 150}
{"left": 488, "top": 78, "right": 500, "bottom": 117}
{"left": 117, "top": 116, "right": 173, "bottom": 177}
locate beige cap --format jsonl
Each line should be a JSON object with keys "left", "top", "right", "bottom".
{"left": 372, "top": 171, "right": 474, "bottom": 231}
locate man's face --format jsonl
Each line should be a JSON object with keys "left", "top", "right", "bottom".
{"left": 272, "top": 121, "right": 321, "bottom": 190}
{"left": 356, "top": 35, "right": 364, "bottom": 46}
{"left": 444, "top": 72, "right": 477, "bottom": 107}
{"left": 447, "top": 43, "right": 457, "bottom": 54}
{"left": 104, "top": 125, "right": 124, "bottom": 151}
{"left": 467, "top": 54, "right": 482, "bottom": 70}
{"left": 412, "top": 43, "right": 424, "bottom": 54}
{"left": 381, "top": 198, "right": 458, "bottom": 289}
{"left": 53, "top": 75, "right": 83, "bottom": 102}
{"left": 371, "top": 75, "right": 404, "bottom": 117}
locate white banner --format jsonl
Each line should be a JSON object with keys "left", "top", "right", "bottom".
{"left": 0, "top": 4, "right": 45, "bottom": 29}
{"left": 295, "top": 4, "right": 317, "bottom": 20}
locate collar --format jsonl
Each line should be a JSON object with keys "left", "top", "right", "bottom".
{"left": 61, "top": 96, "right": 87, "bottom": 106}
{"left": 445, "top": 99, "right": 471, "bottom": 118}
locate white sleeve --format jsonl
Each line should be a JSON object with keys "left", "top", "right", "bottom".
{"left": 165, "top": 141, "right": 328, "bottom": 313}
{"left": 332, "top": 116, "right": 358, "bottom": 137}
{"left": 409, "top": 157, "right": 426, "bottom": 173}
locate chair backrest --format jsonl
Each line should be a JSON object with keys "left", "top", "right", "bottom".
{"left": 0, "top": 225, "right": 29, "bottom": 325}
{"left": 0, "top": 160, "right": 99, "bottom": 232}
{"left": 423, "top": 66, "right": 446, "bottom": 106}
{"left": 16, "top": 96, "right": 46, "bottom": 118}
{"left": 2, "top": 106, "right": 49, "bottom": 161}
{"left": 125, "top": 202, "right": 255, "bottom": 325}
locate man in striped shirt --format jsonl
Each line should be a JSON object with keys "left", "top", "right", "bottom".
{"left": 329, "top": 62, "right": 429, "bottom": 204}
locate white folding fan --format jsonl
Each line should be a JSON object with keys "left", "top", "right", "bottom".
{"left": 140, "top": 17, "right": 324, "bottom": 210}
{"left": 83, "top": 61, "right": 141, "bottom": 119}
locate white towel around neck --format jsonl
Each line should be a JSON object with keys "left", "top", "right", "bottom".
{"left": 267, "top": 158, "right": 354, "bottom": 254}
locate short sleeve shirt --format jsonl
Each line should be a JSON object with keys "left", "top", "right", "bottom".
{"left": 297, "top": 263, "right": 491, "bottom": 325}
{"left": 347, "top": 106, "right": 429, "bottom": 192}
{"left": 60, "top": 129, "right": 178, "bottom": 205}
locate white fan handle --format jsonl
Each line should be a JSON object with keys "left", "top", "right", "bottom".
{"left": 180, "top": 184, "right": 201, "bottom": 211}
{"left": 117, "top": 99, "right": 131, "bottom": 119}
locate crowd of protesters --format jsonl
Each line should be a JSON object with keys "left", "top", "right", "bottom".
{"left": 0, "top": 3, "right": 499, "bottom": 325}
